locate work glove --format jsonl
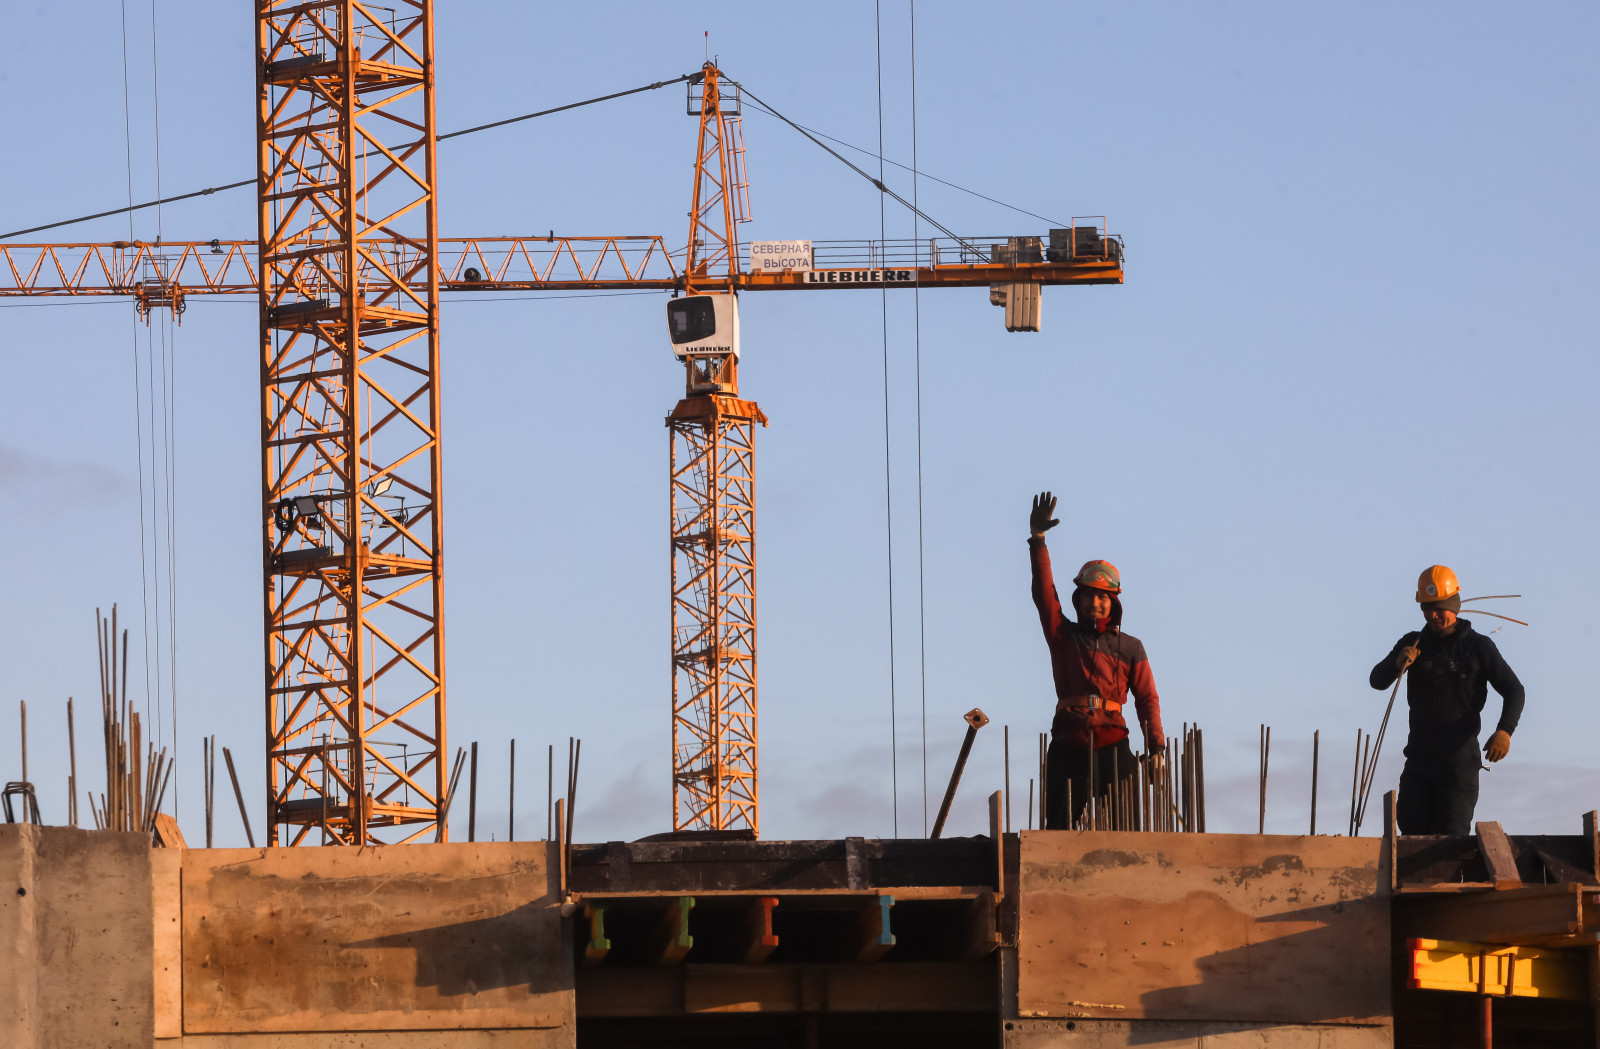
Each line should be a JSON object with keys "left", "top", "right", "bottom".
{"left": 1144, "top": 749, "right": 1166, "bottom": 776}
{"left": 1484, "top": 730, "right": 1511, "bottom": 763}
{"left": 1029, "top": 491, "right": 1059, "bottom": 538}
{"left": 1397, "top": 640, "right": 1421, "bottom": 672}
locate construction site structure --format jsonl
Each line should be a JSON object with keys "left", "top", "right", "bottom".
{"left": 2, "top": 0, "right": 1124, "bottom": 844}
{"left": 10, "top": 796, "right": 1600, "bottom": 1048}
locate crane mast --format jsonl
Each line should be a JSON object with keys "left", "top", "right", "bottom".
{"left": 668, "top": 64, "right": 764, "bottom": 834}
{"left": 256, "top": 0, "right": 446, "bottom": 845}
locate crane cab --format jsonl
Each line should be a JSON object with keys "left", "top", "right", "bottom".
{"left": 667, "top": 293, "right": 740, "bottom": 359}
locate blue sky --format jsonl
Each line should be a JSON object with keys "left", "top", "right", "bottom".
{"left": 1, "top": 3, "right": 1596, "bottom": 845}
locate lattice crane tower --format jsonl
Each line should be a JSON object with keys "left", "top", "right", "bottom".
{"left": 667, "top": 64, "right": 764, "bottom": 834}
{"left": 256, "top": 1, "right": 447, "bottom": 845}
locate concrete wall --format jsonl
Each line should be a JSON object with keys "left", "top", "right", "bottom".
{"left": 0, "top": 827, "right": 575, "bottom": 1049}
{"left": 178, "top": 843, "right": 571, "bottom": 1038}
{"left": 0, "top": 825, "right": 155, "bottom": 1049}
{"left": 1007, "top": 831, "right": 1392, "bottom": 1047}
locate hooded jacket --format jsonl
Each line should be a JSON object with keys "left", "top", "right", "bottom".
{"left": 1029, "top": 537, "right": 1164, "bottom": 751}
{"left": 1370, "top": 619, "right": 1525, "bottom": 779}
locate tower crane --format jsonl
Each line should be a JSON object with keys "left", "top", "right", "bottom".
{"left": 0, "top": 2, "right": 1122, "bottom": 844}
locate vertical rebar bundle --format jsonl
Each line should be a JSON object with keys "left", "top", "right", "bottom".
{"left": 90, "top": 606, "right": 172, "bottom": 834}
{"left": 1069, "top": 723, "right": 1206, "bottom": 833}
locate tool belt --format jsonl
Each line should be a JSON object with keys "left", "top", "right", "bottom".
{"left": 1055, "top": 694, "right": 1123, "bottom": 714}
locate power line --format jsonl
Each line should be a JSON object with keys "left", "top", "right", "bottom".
{"left": 909, "top": 0, "right": 930, "bottom": 839}
{"left": 120, "top": 0, "right": 157, "bottom": 757}
{"left": 875, "top": 1, "right": 900, "bottom": 840}
{"left": 0, "top": 74, "right": 696, "bottom": 242}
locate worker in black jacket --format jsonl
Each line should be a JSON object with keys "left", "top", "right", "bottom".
{"left": 1370, "top": 565, "right": 1525, "bottom": 835}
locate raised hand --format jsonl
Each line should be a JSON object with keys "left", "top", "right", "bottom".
{"left": 1029, "top": 491, "right": 1059, "bottom": 538}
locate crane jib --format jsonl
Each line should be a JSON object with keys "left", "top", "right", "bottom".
{"left": 803, "top": 268, "right": 916, "bottom": 284}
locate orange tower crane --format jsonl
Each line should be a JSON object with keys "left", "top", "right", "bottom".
{"left": 664, "top": 65, "right": 764, "bottom": 834}
{"left": 1, "top": 22, "right": 1124, "bottom": 842}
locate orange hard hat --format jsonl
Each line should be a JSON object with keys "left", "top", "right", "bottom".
{"left": 1074, "top": 560, "right": 1122, "bottom": 594}
{"left": 1416, "top": 565, "right": 1461, "bottom": 604}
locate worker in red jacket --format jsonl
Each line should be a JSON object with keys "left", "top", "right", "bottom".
{"left": 1029, "top": 491, "right": 1165, "bottom": 829}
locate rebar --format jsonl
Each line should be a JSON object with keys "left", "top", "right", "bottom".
{"left": 223, "top": 746, "right": 255, "bottom": 848}
{"left": 1258, "top": 725, "right": 1271, "bottom": 835}
{"left": 67, "top": 698, "right": 78, "bottom": 827}
{"left": 1310, "top": 729, "right": 1320, "bottom": 835}
{"left": 468, "top": 741, "right": 479, "bottom": 843}
{"left": 566, "top": 738, "right": 582, "bottom": 848}
{"left": 1003, "top": 725, "right": 1011, "bottom": 834}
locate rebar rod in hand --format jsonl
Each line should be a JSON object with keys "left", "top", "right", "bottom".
{"left": 1355, "top": 658, "right": 1414, "bottom": 833}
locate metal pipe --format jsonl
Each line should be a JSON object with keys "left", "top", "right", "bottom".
{"left": 1003, "top": 726, "right": 1011, "bottom": 834}
{"left": 468, "top": 741, "right": 479, "bottom": 842}
{"left": 435, "top": 747, "right": 467, "bottom": 843}
{"left": 1259, "top": 724, "right": 1270, "bottom": 835}
{"left": 1348, "top": 729, "right": 1362, "bottom": 836}
{"left": 930, "top": 708, "right": 989, "bottom": 839}
{"left": 222, "top": 747, "right": 255, "bottom": 848}
{"left": 508, "top": 739, "right": 516, "bottom": 842}
{"left": 67, "top": 698, "right": 78, "bottom": 828}
{"left": 566, "top": 738, "right": 581, "bottom": 849}
{"left": 1310, "top": 729, "right": 1320, "bottom": 835}
{"left": 1088, "top": 733, "right": 1097, "bottom": 830}
{"left": 1038, "top": 733, "right": 1047, "bottom": 831}
{"left": 204, "top": 736, "right": 214, "bottom": 848}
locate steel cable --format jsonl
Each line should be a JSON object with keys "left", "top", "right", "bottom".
{"left": 875, "top": 1, "right": 900, "bottom": 839}
{"left": 908, "top": 1, "right": 930, "bottom": 837}
{"left": 1, "top": 74, "right": 696, "bottom": 241}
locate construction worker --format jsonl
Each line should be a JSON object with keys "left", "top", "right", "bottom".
{"left": 1028, "top": 491, "right": 1164, "bottom": 829}
{"left": 1369, "top": 566, "right": 1525, "bottom": 835}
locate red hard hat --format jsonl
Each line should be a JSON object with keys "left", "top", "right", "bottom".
{"left": 1074, "top": 560, "right": 1121, "bottom": 595}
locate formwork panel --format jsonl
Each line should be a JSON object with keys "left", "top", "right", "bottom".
{"left": 1017, "top": 831, "right": 1388, "bottom": 1026}
{"left": 182, "top": 843, "right": 570, "bottom": 1033}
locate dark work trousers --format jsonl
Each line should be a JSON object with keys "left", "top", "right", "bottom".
{"left": 1397, "top": 771, "right": 1480, "bottom": 836}
{"left": 1045, "top": 736, "right": 1139, "bottom": 830}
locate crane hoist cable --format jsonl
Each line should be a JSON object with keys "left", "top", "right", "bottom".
{"left": 742, "top": 105, "right": 1067, "bottom": 228}
{"left": 732, "top": 80, "right": 980, "bottom": 255}
{"left": 0, "top": 73, "right": 697, "bottom": 241}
